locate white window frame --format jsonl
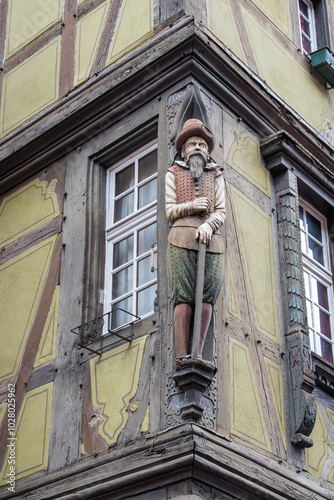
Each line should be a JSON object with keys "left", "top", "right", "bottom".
{"left": 300, "top": 199, "right": 334, "bottom": 362}
{"left": 298, "top": 0, "right": 317, "bottom": 55}
{"left": 104, "top": 141, "right": 158, "bottom": 330}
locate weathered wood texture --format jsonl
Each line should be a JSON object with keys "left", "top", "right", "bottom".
{"left": 1, "top": 424, "right": 333, "bottom": 500}
{"left": 48, "top": 148, "right": 90, "bottom": 472}
{"left": 59, "top": 0, "right": 78, "bottom": 97}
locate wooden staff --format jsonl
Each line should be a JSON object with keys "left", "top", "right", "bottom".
{"left": 191, "top": 240, "right": 206, "bottom": 358}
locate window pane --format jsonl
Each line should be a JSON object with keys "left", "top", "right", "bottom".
{"left": 115, "top": 164, "right": 134, "bottom": 196}
{"left": 300, "top": 17, "right": 310, "bottom": 37}
{"left": 114, "top": 192, "right": 134, "bottom": 222}
{"left": 137, "top": 284, "right": 157, "bottom": 317}
{"left": 306, "top": 299, "right": 313, "bottom": 328}
{"left": 306, "top": 211, "right": 322, "bottom": 242}
{"left": 138, "top": 222, "right": 157, "bottom": 255}
{"left": 138, "top": 178, "right": 157, "bottom": 209}
{"left": 138, "top": 149, "right": 157, "bottom": 182}
{"left": 299, "top": 0, "right": 309, "bottom": 17}
{"left": 138, "top": 254, "right": 157, "bottom": 287}
{"left": 113, "top": 235, "right": 134, "bottom": 268}
{"left": 308, "top": 237, "right": 324, "bottom": 265}
{"left": 321, "top": 338, "right": 333, "bottom": 364}
{"left": 304, "top": 271, "right": 310, "bottom": 298}
{"left": 111, "top": 296, "right": 134, "bottom": 329}
{"left": 299, "top": 206, "right": 305, "bottom": 229}
{"left": 302, "top": 35, "right": 312, "bottom": 54}
{"left": 320, "top": 310, "right": 331, "bottom": 338}
{"left": 317, "top": 281, "right": 329, "bottom": 310}
{"left": 112, "top": 265, "right": 133, "bottom": 299}
{"left": 300, "top": 230, "right": 307, "bottom": 254}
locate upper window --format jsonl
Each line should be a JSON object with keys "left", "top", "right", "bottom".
{"left": 105, "top": 142, "right": 158, "bottom": 330}
{"left": 298, "top": 0, "right": 317, "bottom": 54}
{"left": 299, "top": 201, "right": 334, "bottom": 363}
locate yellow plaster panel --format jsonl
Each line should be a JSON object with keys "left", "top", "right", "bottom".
{"left": 229, "top": 338, "right": 271, "bottom": 452}
{"left": 305, "top": 404, "right": 328, "bottom": 478}
{"left": 227, "top": 251, "right": 241, "bottom": 320}
{"left": 90, "top": 336, "right": 147, "bottom": 445}
{"left": 106, "top": 0, "right": 153, "bottom": 65}
{"left": 0, "top": 178, "right": 59, "bottom": 249}
{"left": 243, "top": 11, "right": 331, "bottom": 132}
{"left": 6, "top": 0, "right": 62, "bottom": 57}
{"left": 264, "top": 357, "right": 286, "bottom": 450}
{"left": 0, "top": 404, "right": 6, "bottom": 428}
{"left": 74, "top": 1, "right": 109, "bottom": 86}
{"left": 329, "top": 468, "right": 334, "bottom": 485}
{"left": 0, "top": 236, "right": 57, "bottom": 384}
{"left": 0, "top": 383, "right": 53, "bottom": 484}
{"left": 1, "top": 38, "right": 61, "bottom": 137}
{"left": 230, "top": 186, "right": 279, "bottom": 341}
{"left": 250, "top": 0, "right": 291, "bottom": 38}
{"left": 141, "top": 405, "right": 149, "bottom": 433}
{"left": 207, "top": 0, "right": 245, "bottom": 63}
{"left": 227, "top": 131, "right": 270, "bottom": 196}
{"left": 326, "top": 407, "right": 334, "bottom": 429}
{"left": 34, "top": 286, "right": 59, "bottom": 368}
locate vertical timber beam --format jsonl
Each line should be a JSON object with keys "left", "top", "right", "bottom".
{"left": 261, "top": 132, "right": 316, "bottom": 451}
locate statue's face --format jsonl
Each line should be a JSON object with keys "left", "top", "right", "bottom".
{"left": 181, "top": 136, "right": 209, "bottom": 161}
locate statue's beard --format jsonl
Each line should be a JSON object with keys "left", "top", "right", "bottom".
{"left": 186, "top": 151, "right": 207, "bottom": 179}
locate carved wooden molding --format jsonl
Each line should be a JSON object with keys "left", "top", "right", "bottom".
{"left": 260, "top": 132, "right": 317, "bottom": 448}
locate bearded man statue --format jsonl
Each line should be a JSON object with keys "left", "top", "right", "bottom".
{"left": 166, "top": 119, "right": 226, "bottom": 364}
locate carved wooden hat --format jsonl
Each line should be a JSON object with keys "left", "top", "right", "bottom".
{"left": 175, "top": 118, "right": 215, "bottom": 155}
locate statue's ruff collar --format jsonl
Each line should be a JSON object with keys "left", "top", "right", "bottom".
{"left": 174, "top": 160, "right": 220, "bottom": 171}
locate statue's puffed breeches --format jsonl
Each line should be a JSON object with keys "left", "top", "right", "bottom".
{"left": 167, "top": 243, "right": 224, "bottom": 306}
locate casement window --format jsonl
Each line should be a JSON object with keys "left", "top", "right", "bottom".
{"left": 298, "top": 0, "right": 317, "bottom": 54}
{"left": 299, "top": 201, "right": 334, "bottom": 363}
{"left": 298, "top": 0, "right": 330, "bottom": 55}
{"left": 105, "top": 142, "right": 158, "bottom": 330}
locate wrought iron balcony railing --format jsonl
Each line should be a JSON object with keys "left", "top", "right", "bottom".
{"left": 71, "top": 309, "right": 140, "bottom": 355}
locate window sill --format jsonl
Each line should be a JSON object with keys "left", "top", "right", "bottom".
{"left": 312, "top": 352, "right": 334, "bottom": 395}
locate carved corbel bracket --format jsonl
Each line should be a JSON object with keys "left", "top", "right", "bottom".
{"left": 173, "top": 359, "right": 217, "bottom": 421}
{"left": 260, "top": 132, "right": 317, "bottom": 448}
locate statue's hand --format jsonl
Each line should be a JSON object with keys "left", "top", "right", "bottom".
{"left": 196, "top": 223, "right": 213, "bottom": 247}
{"left": 192, "top": 197, "right": 210, "bottom": 214}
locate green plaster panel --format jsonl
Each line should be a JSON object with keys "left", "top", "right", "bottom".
{"left": 305, "top": 404, "right": 328, "bottom": 478}
{"left": 0, "top": 178, "right": 60, "bottom": 249}
{"left": 34, "top": 286, "right": 60, "bottom": 368}
{"left": 206, "top": 0, "right": 245, "bottom": 63}
{"left": 227, "top": 251, "right": 241, "bottom": 320}
{"left": 74, "top": 1, "right": 110, "bottom": 86}
{"left": 243, "top": 10, "right": 331, "bottom": 132}
{"left": 229, "top": 338, "right": 271, "bottom": 452}
{"left": 6, "top": 0, "right": 63, "bottom": 58}
{"left": 227, "top": 131, "right": 270, "bottom": 197}
{"left": 0, "top": 404, "right": 6, "bottom": 428}
{"left": 0, "top": 383, "right": 53, "bottom": 484}
{"left": 90, "top": 336, "right": 147, "bottom": 446}
{"left": 0, "top": 38, "right": 61, "bottom": 137}
{"left": 0, "top": 236, "right": 57, "bottom": 384}
{"left": 250, "top": 0, "right": 291, "bottom": 38}
{"left": 264, "top": 357, "right": 286, "bottom": 450}
{"left": 106, "top": 0, "right": 153, "bottom": 65}
{"left": 230, "top": 186, "right": 279, "bottom": 342}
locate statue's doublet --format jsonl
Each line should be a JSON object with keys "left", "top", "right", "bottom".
{"left": 167, "top": 164, "right": 225, "bottom": 253}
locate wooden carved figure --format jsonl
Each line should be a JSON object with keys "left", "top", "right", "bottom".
{"left": 166, "top": 119, "right": 226, "bottom": 369}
